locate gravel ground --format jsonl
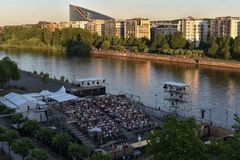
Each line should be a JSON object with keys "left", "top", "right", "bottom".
{"left": 9, "top": 70, "right": 69, "bottom": 93}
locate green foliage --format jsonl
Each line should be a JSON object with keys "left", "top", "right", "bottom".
{"left": 11, "top": 113, "right": 24, "bottom": 124}
{"left": 131, "top": 46, "right": 139, "bottom": 53}
{"left": 36, "top": 127, "right": 55, "bottom": 145}
{"left": 232, "top": 36, "right": 240, "bottom": 59}
{"left": 0, "top": 130, "right": 19, "bottom": 143}
{"left": 41, "top": 73, "right": 49, "bottom": 84}
{"left": 115, "top": 45, "right": 125, "bottom": 52}
{"left": 101, "top": 40, "right": 111, "bottom": 50}
{"left": 90, "top": 152, "right": 111, "bottom": 160}
{"left": 31, "top": 148, "right": 49, "bottom": 160}
{"left": 0, "top": 105, "right": 15, "bottom": 115}
{"left": 52, "top": 133, "right": 70, "bottom": 157}
{"left": 0, "top": 57, "right": 20, "bottom": 88}
{"left": 169, "top": 32, "right": 187, "bottom": 49}
{"left": 21, "top": 120, "right": 40, "bottom": 136}
{"left": 0, "top": 124, "right": 7, "bottom": 134}
{"left": 11, "top": 138, "right": 36, "bottom": 159}
{"left": 60, "top": 76, "right": 65, "bottom": 83}
{"left": 68, "top": 143, "right": 83, "bottom": 159}
{"left": 146, "top": 116, "right": 207, "bottom": 160}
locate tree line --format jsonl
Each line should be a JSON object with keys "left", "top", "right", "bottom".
{"left": 1, "top": 26, "right": 240, "bottom": 60}
{"left": 146, "top": 115, "right": 240, "bottom": 160}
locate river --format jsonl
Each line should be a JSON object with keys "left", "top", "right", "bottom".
{"left": 1, "top": 49, "right": 240, "bottom": 129}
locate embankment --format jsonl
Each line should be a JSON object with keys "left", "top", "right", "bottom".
{"left": 92, "top": 50, "right": 240, "bottom": 69}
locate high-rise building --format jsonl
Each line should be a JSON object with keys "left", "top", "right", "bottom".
{"left": 104, "top": 19, "right": 125, "bottom": 38}
{"left": 181, "top": 17, "right": 210, "bottom": 47}
{"left": 69, "top": 4, "right": 113, "bottom": 22}
{"left": 86, "top": 20, "right": 106, "bottom": 36}
{"left": 210, "top": 17, "right": 240, "bottom": 38}
{"left": 125, "top": 18, "right": 151, "bottom": 39}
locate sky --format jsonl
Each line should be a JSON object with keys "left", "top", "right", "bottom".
{"left": 1, "top": 0, "right": 240, "bottom": 26}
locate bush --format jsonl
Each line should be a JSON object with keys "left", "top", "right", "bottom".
{"left": 101, "top": 40, "right": 110, "bottom": 50}
{"left": 131, "top": 46, "right": 139, "bottom": 53}
{"left": 185, "top": 50, "right": 193, "bottom": 55}
{"left": 115, "top": 45, "right": 124, "bottom": 52}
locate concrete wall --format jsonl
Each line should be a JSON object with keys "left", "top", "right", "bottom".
{"left": 92, "top": 50, "right": 240, "bottom": 69}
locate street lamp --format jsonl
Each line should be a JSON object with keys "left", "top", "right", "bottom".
{"left": 155, "top": 94, "right": 158, "bottom": 108}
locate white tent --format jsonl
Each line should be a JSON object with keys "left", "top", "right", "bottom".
{"left": 90, "top": 127, "right": 102, "bottom": 133}
{"left": 41, "top": 86, "right": 79, "bottom": 103}
{"left": 4, "top": 92, "right": 34, "bottom": 109}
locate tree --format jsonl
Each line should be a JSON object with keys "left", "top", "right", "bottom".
{"left": 207, "top": 138, "right": 225, "bottom": 160}
{"left": 218, "top": 36, "right": 231, "bottom": 60}
{"left": 0, "top": 57, "right": 20, "bottom": 88}
{"left": 68, "top": 143, "right": 81, "bottom": 160}
{"left": 11, "top": 113, "right": 24, "bottom": 124}
{"left": 90, "top": 152, "right": 111, "bottom": 160}
{"left": 79, "top": 144, "right": 89, "bottom": 158}
{"left": 101, "top": 40, "right": 110, "bottom": 50}
{"left": 11, "top": 138, "right": 36, "bottom": 160}
{"left": 208, "top": 36, "right": 219, "bottom": 57}
{"left": 232, "top": 36, "right": 240, "bottom": 59}
{"left": 31, "top": 148, "right": 49, "bottom": 160}
{"left": 11, "top": 113, "right": 24, "bottom": 128}
{"left": 169, "top": 32, "right": 187, "bottom": 49}
{"left": 52, "top": 133, "right": 70, "bottom": 158}
{"left": 36, "top": 127, "right": 55, "bottom": 146}
{"left": 0, "top": 130, "right": 20, "bottom": 160}
{"left": 21, "top": 120, "right": 40, "bottom": 137}
{"left": 146, "top": 116, "right": 207, "bottom": 160}
{"left": 41, "top": 73, "right": 49, "bottom": 84}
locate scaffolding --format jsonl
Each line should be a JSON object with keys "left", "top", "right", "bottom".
{"left": 163, "top": 82, "right": 191, "bottom": 116}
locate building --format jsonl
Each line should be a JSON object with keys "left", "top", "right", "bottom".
{"left": 69, "top": 4, "right": 113, "bottom": 22}
{"left": 210, "top": 17, "right": 240, "bottom": 38}
{"left": 86, "top": 20, "right": 106, "bottom": 36}
{"left": 38, "top": 21, "right": 88, "bottom": 32}
{"left": 181, "top": 17, "right": 210, "bottom": 47}
{"left": 150, "top": 20, "right": 182, "bottom": 39}
{"left": 104, "top": 19, "right": 125, "bottom": 38}
{"left": 125, "top": 18, "right": 151, "bottom": 39}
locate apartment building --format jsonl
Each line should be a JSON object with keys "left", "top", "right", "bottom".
{"left": 104, "top": 19, "right": 125, "bottom": 38}
{"left": 210, "top": 17, "right": 240, "bottom": 38}
{"left": 151, "top": 20, "right": 182, "bottom": 39}
{"left": 125, "top": 18, "right": 151, "bottom": 39}
{"left": 86, "top": 20, "right": 105, "bottom": 36}
{"left": 181, "top": 17, "right": 210, "bottom": 47}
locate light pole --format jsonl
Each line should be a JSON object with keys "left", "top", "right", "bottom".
{"left": 155, "top": 94, "right": 158, "bottom": 109}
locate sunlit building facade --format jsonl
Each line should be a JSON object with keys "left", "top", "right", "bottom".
{"left": 210, "top": 17, "right": 240, "bottom": 38}
{"left": 104, "top": 19, "right": 125, "bottom": 38}
{"left": 181, "top": 17, "right": 210, "bottom": 47}
{"left": 125, "top": 18, "right": 151, "bottom": 39}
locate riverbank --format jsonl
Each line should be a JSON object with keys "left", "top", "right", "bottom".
{"left": 91, "top": 50, "right": 240, "bottom": 69}
{"left": 0, "top": 45, "right": 65, "bottom": 53}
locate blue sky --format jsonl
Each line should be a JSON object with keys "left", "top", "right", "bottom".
{"left": 0, "top": 0, "right": 240, "bottom": 25}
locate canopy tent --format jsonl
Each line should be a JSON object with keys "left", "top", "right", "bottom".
{"left": 47, "top": 92, "right": 79, "bottom": 102}
{"left": 0, "top": 97, "right": 18, "bottom": 109}
{"left": 4, "top": 92, "right": 33, "bottom": 108}
{"left": 90, "top": 127, "right": 102, "bottom": 133}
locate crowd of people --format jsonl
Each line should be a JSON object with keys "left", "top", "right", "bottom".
{"left": 63, "top": 95, "right": 157, "bottom": 143}
{"left": 65, "top": 99, "right": 120, "bottom": 142}
{"left": 92, "top": 95, "right": 157, "bottom": 131}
